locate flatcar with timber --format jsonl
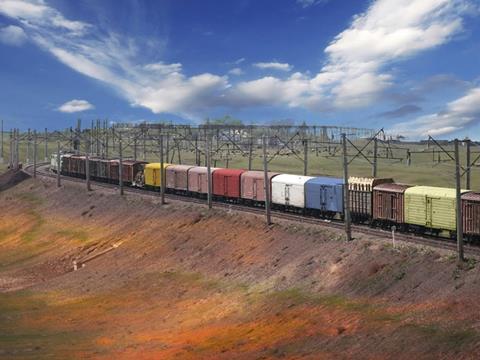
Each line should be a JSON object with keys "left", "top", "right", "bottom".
{"left": 348, "top": 177, "right": 394, "bottom": 223}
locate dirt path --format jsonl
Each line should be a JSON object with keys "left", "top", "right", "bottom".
{"left": 1, "top": 175, "right": 479, "bottom": 359}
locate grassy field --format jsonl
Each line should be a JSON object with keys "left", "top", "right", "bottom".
{"left": 1, "top": 132, "right": 478, "bottom": 190}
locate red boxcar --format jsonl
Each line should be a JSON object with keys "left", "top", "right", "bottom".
{"left": 166, "top": 165, "right": 194, "bottom": 191}
{"left": 462, "top": 192, "right": 480, "bottom": 237}
{"left": 241, "top": 171, "right": 279, "bottom": 202}
{"left": 212, "top": 168, "right": 246, "bottom": 199}
{"left": 373, "top": 183, "right": 411, "bottom": 225}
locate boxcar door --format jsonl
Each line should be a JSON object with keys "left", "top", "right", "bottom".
{"left": 426, "top": 197, "right": 433, "bottom": 228}
{"left": 224, "top": 177, "right": 229, "bottom": 196}
{"left": 321, "top": 186, "right": 327, "bottom": 211}
{"left": 285, "top": 184, "right": 290, "bottom": 206}
{"left": 390, "top": 194, "right": 396, "bottom": 221}
{"left": 253, "top": 179, "right": 258, "bottom": 200}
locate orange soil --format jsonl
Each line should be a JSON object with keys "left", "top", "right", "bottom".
{"left": 1, "top": 174, "right": 480, "bottom": 359}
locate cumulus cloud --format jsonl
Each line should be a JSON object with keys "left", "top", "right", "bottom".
{"left": 0, "top": 24, "right": 27, "bottom": 45}
{"left": 57, "top": 99, "right": 94, "bottom": 113}
{"left": 391, "top": 87, "right": 480, "bottom": 138}
{"left": 253, "top": 62, "right": 293, "bottom": 72}
{"left": 0, "top": 0, "right": 475, "bottom": 122}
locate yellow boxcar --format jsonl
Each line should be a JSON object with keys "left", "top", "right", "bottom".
{"left": 404, "top": 186, "right": 468, "bottom": 231}
{"left": 144, "top": 163, "right": 172, "bottom": 187}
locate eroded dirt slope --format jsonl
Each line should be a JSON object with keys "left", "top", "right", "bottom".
{"left": 1, "top": 174, "right": 480, "bottom": 359}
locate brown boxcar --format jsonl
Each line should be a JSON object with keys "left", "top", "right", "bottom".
{"left": 61, "top": 154, "right": 73, "bottom": 174}
{"left": 70, "top": 155, "right": 86, "bottom": 177}
{"left": 107, "top": 160, "right": 146, "bottom": 184}
{"left": 166, "top": 165, "right": 194, "bottom": 191}
{"left": 187, "top": 166, "right": 219, "bottom": 194}
{"left": 349, "top": 177, "right": 394, "bottom": 222}
{"left": 213, "top": 168, "right": 246, "bottom": 199}
{"left": 94, "top": 159, "right": 111, "bottom": 180}
{"left": 241, "top": 171, "right": 279, "bottom": 202}
{"left": 462, "top": 192, "right": 480, "bottom": 237}
{"left": 372, "top": 183, "right": 411, "bottom": 225}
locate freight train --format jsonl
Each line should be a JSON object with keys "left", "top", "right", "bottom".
{"left": 50, "top": 154, "right": 480, "bottom": 241}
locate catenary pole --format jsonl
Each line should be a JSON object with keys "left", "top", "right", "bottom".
{"left": 466, "top": 139, "right": 471, "bottom": 190}
{"left": 56, "top": 141, "right": 61, "bottom": 187}
{"left": 33, "top": 130, "right": 37, "bottom": 178}
{"left": 119, "top": 136, "right": 124, "bottom": 196}
{"left": 206, "top": 123, "right": 212, "bottom": 209}
{"left": 44, "top": 128, "right": 48, "bottom": 161}
{"left": 262, "top": 135, "right": 272, "bottom": 225}
{"left": 454, "top": 139, "right": 464, "bottom": 262}
{"left": 372, "top": 137, "right": 378, "bottom": 178}
{"left": 85, "top": 151, "right": 91, "bottom": 191}
{"left": 160, "top": 133, "right": 165, "bottom": 205}
{"left": 0, "top": 119, "right": 3, "bottom": 164}
{"left": 342, "top": 133, "right": 352, "bottom": 241}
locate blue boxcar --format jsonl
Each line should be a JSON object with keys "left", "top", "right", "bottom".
{"left": 305, "top": 177, "right": 344, "bottom": 214}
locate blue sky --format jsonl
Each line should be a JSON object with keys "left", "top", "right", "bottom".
{"left": 0, "top": 0, "right": 479, "bottom": 139}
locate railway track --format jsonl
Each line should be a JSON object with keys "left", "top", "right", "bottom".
{"left": 22, "top": 163, "right": 480, "bottom": 258}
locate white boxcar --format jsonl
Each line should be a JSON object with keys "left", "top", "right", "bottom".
{"left": 271, "top": 174, "right": 314, "bottom": 208}
{"left": 50, "top": 153, "right": 60, "bottom": 172}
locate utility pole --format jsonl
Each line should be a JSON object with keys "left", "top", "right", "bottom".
{"left": 262, "top": 135, "right": 272, "bottom": 225}
{"left": 160, "top": 133, "right": 165, "bottom": 205}
{"left": 44, "top": 128, "right": 48, "bottom": 161}
{"left": 56, "top": 141, "right": 61, "bottom": 187}
{"left": 206, "top": 124, "right": 212, "bottom": 209}
{"left": 85, "top": 135, "right": 92, "bottom": 191}
{"left": 133, "top": 138, "right": 137, "bottom": 161}
{"left": 454, "top": 139, "right": 464, "bottom": 262}
{"left": 9, "top": 129, "right": 13, "bottom": 168}
{"left": 33, "top": 130, "right": 37, "bottom": 178}
{"left": 15, "top": 128, "right": 19, "bottom": 170}
{"left": 342, "top": 133, "right": 352, "bottom": 241}
{"left": 303, "top": 138, "right": 308, "bottom": 176}
{"left": 26, "top": 128, "right": 31, "bottom": 164}
{"left": 466, "top": 139, "right": 471, "bottom": 189}
{"left": 248, "top": 128, "right": 253, "bottom": 170}
{"left": 119, "top": 136, "right": 124, "bottom": 196}
{"left": 372, "top": 137, "right": 378, "bottom": 177}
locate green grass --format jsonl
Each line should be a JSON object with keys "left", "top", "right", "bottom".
{"left": 1, "top": 133, "right": 478, "bottom": 190}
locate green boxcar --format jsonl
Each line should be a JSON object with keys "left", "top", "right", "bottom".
{"left": 404, "top": 186, "right": 468, "bottom": 231}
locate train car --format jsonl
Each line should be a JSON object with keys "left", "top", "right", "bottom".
{"left": 404, "top": 186, "right": 469, "bottom": 236}
{"left": 271, "top": 174, "right": 314, "bottom": 211}
{"left": 372, "top": 183, "right": 411, "bottom": 228}
{"left": 462, "top": 192, "right": 480, "bottom": 240}
{"left": 143, "top": 162, "right": 171, "bottom": 189}
{"left": 305, "top": 176, "right": 343, "bottom": 218}
{"left": 212, "top": 168, "right": 246, "bottom": 201}
{"left": 121, "top": 160, "right": 148, "bottom": 185}
{"left": 166, "top": 165, "right": 194, "bottom": 193}
{"left": 349, "top": 177, "right": 394, "bottom": 223}
{"left": 50, "top": 153, "right": 60, "bottom": 173}
{"left": 187, "top": 166, "right": 219, "bottom": 196}
{"left": 72, "top": 155, "right": 87, "bottom": 178}
{"left": 91, "top": 158, "right": 110, "bottom": 181}
{"left": 240, "top": 171, "right": 279, "bottom": 205}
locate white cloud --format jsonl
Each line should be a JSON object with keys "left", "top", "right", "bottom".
{"left": 232, "top": 0, "right": 472, "bottom": 111}
{"left": 0, "top": 0, "right": 475, "bottom": 123}
{"left": 390, "top": 87, "right": 480, "bottom": 138}
{"left": 253, "top": 62, "right": 293, "bottom": 72}
{"left": 57, "top": 99, "right": 94, "bottom": 113}
{"left": 228, "top": 67, "right": 244, "bottom": 76}
{"left": 0, "top": 24, "right": 27, "bottom": 45}
{"left": 296, "top": 0, "right": 329, "bottom": 8}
